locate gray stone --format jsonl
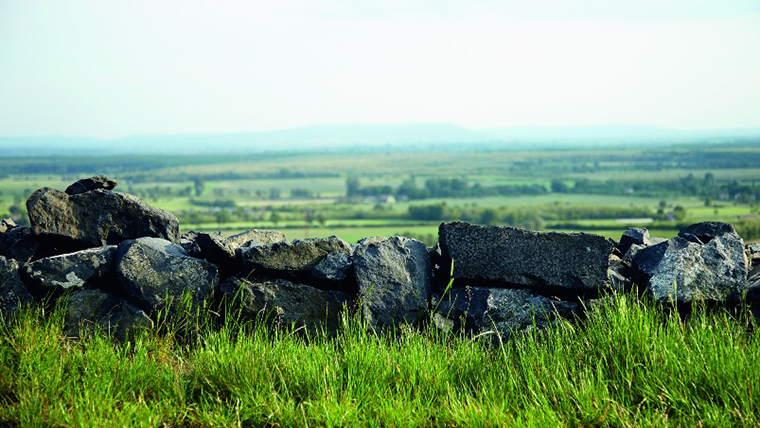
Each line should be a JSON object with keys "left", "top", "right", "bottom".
{"left": 0, "top": 226, "right": 39, "bottom": 263}
{"left": 227, "top": 229, "right": 286, "bottom": 248}
{"left": 432, "top": 287, "right": 579, "bottom": 339}
{"left": 0, "top": 256, "right": 34, "bottom": 317}
{"left": 238, "top": 236, "right": 350, "bottom": 274}
{"left": 633, "top": 232, "right": 749, "bottom": 304}
{"left": 746, "top": 243, "right": 760, "bottom": 269}
{"left": 679, "top": 221, "right": 737, "bottom": 244}
{"left": 622, "top": 243, "right": 645, "bottom": 264}
{"left": 27, "top": 187, "right": 180, "bottom": 247}
{"left": 608, "top": 268, "right": 630, "bottom": 291}
{"left": 62, "top": 289, "right": 152, "bottom": 341}
{"left": 619, "top": 227, "right": 652, "bottom": 255}
{"left": 438, "top": 222, "right": 613, "bottom": 292}
{"left": 196, "top": 229, "right": 286, "bottom": 274}
{"left": 353, "top": 236, "right": 431, "bottom": 331}
{"left": 115, "top": 237, "right": 218, "bottom": 314}
{"left": 64, "top": 175, "right": 119, "bottom": 195}
{"left": 220, "top": 276, "right": 351, "bottom": 336}
{"left": 24, "top": 246, "right": 116, "bottom": 293}
{"left": 0, "top": 218, "right": 16, "bottom": 234}
{"left": 311, "top": 250, "right": 353, "bottom": 282}
{"left": 748, "top": 265, "right": 760, "bottom": 302}
{"left": 195, "top": 232, "right": 233, "bottom": 265}
{"left": 179, "top": 231, "right": 202, "bottom": 257}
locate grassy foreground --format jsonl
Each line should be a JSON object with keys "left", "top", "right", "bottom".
{"left": 1, "top": 294, "right": 759, "bottom": 427}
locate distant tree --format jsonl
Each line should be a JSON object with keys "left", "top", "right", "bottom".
{"left": 346, "top": 177, "right": 361, "bottom": 197}
{"left": 673, "top": 205, "right": 687, "bottom": 221}
{"left": 550, "top": 179, "right": 569, "bottom": 193}
{"left": 408, "top": 203, "right": 448, "bottom": 221}
{"left": 703, "top": 172, "right": 715, "bottom": 187}
{"left": 479, "top": 208, "right": 499, "bottom": 225}
{"left": 215, "top": 210, "right": 232, "bottom": 224}
{"left": 193, "top": 177, "right": 205, "bottom": 196}
{"left": 270, "top": 210, "right": 281, "bottom": 225}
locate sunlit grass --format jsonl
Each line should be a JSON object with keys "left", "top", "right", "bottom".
{"left": 0, "top": 293, "right": 758, "bottom": 427}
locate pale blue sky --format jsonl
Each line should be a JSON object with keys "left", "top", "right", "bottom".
{"left": 1, "top": 0, "right": 759, "bottom": 138}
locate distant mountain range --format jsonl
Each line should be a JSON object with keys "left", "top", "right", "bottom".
{"left": 1, "top": 123, "right": 759, "bottom": 156}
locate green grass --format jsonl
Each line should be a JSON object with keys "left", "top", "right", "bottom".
{"left": 1, "top": 293, "right": 758, "bottom": 427}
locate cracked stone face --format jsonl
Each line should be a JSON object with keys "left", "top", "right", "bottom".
{"left": 24, "top": 246, "right": 117, "bottom": 293}
{"left": 353, "top": 236, "right": 431, "bottom": 331}
{"left": 438, "top": 222, "right": 613, "bottom": 293}
{"left": 633, "top": 229, "right": 748, "bottom": 304}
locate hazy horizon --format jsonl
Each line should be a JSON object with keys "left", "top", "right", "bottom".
{"left": 2, "top": 0, "right": 760, "bottom": 139}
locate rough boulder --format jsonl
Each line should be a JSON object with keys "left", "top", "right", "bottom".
{"left": 220, "top": 276, "right": 351, "bottom": 336}
{"left": 115, "top": 237, "right": 218, "bottom": 314}
{"left": 27, "top": 187, "right": 180, "bottom": 248}
{"left": 353, "top": 236, "right": 431, "bottom": 331}
{"left": 633, "top": 222, "right": 748, "bottom": 303}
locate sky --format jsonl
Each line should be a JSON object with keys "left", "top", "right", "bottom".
{"left": 1, "top": 0, "right": 760, "bottom": 138}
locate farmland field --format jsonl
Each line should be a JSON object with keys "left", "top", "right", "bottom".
{"left": 1, "top": 142, "right": 759, "bottom": 244}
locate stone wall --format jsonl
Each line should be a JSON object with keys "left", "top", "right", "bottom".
{"left": 1, "top": 176, "right": 759, "bottom": 341}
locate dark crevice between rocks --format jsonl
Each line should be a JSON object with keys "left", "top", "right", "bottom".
{"left": 437, "top": 276, "right": 606, "bottom": 303}
{"left": 32, "top": 234, "right": 92, "bottom": 261}
{"left": 234, "top": 267, "right": 359, "bottom": 296}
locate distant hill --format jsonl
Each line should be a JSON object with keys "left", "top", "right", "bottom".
{"left": 483, "top": 125, "right": 760, "bottom": 144}
{"left": 1, "top": 123, "right": 758, "bottom": 156}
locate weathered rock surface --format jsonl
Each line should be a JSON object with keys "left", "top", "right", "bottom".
{"left": 0, "top": 218, "right": 16, "bottom": 234}
{"left": 748, "top": 265, "right": 760, "bottom": 301}
{"left": 62, "top": 289, "right": 152, "bottom": 341}
{"left": 607, "top": 264, "right": 630, "bottom": 291}
{"left": 24, "top": 246, "right": 116, "bottom": 293}
{"left": 746, "top": 243, "right": 760, "bottom": 269}
{"left": 238, "top": 236, "right": 350, "bottom": 274}
{"left": 195, "top": 232, "right": 231, "bottom": 265}
{"left": 65, "top": 175, "right": 119, "bottom": 195}
{"left": 227, "top": 229, "right": 286, "bottom": 248}
{"left": 0, "top": 256, "right": 34, "bottom": 316}
{"left": 438, "top": 222, "right": 613, "bottom": 292}
{"left": 353, "top": 236, "right": 431, "bottom": 331}
{"left": 311, "top": 250, "right": 353, "bottom": 282}
{"left": 220, "top": 277, "right": 351, "bottom": 336}
{"left": 432, "top": 287, "right": 579, "bottom": 339}
{"left": 622, "top": 243, "right": 645, "bottom": 264}
{"left": 179, "top": 231, "right": 203, "bottom": 257}
{"left": 679, "top": 221, "right": 737, "bottom": 244}
{"left": 633, "top": 227, "right": 748, "bottom": 303}
{"left": 0, "top": 226, "right": 39, "bottom": 263}
{"left": 27, "top": 187, "right": 180, "bottom": 247}
{"left": 196, "top": 229, "right": 286, "bottom": 274}
{"left": 115, "top": 237, "right": 218, "bottom": 314}
{"left": 619, "top": 227, "right": 653, "bottom": 255}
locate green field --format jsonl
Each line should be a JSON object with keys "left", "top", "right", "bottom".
{"left": 2, "top": 143, "right": 759, "bottom": 243}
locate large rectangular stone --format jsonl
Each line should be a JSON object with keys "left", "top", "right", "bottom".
{"left": 438, "top": 222, "right": 613, "bottom": 291}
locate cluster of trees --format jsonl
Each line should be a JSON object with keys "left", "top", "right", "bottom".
{"left": 348, "top": 173, "right": 759, "bottom": 203}
{"left": 552, "top": 173, "right": 759, "bottom": 202}
{"left": 406, "top": 203, "right": 657, "bottom": 229}
{"left": 347, "top": 177, "right": 547, "bottom": 200}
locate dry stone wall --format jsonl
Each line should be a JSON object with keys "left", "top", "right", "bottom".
{"left": 1, "top": 176, "right": 759, "bottom": 341}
